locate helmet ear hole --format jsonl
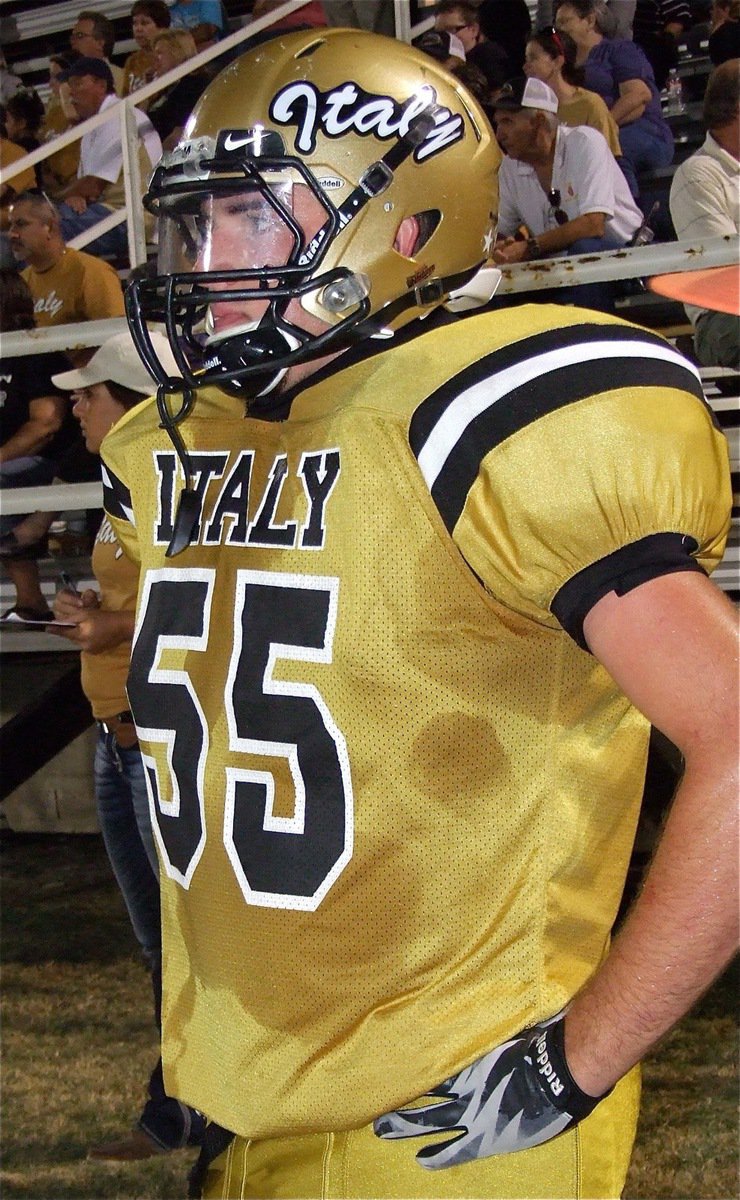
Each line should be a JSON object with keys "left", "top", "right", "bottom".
{"left": 411, "top": 209, "right": 441, "bottom": 254}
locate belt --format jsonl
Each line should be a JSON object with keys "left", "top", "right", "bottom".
{"left": 98, "top": 710, "right": 139, "bottom": 748}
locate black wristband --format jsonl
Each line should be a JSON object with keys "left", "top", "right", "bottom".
{"left": 529, "top": 1018, "right": 611, "bottom": 1120}
{"left": 526, "top": 236, "right": 542, "bottom": 260}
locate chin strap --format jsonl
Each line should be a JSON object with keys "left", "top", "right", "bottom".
{"left": 155, "top": 382, "right": 201, "bottom": 557}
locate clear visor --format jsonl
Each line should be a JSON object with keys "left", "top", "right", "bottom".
{"left": 156, "top": 181, "right": 299, "bottom": 277}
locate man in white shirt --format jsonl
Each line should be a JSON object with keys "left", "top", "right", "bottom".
{"left": 669, "top": 58, "right": 740, "bottom": 367}
{"left": 493, "top": 77, "right": 643, "bottom": 264}
{"left": 492, "top": 76, "right": 644, "bottom": 310}
{"left": 56, "top": 57, "right": 162, "bottom": 259}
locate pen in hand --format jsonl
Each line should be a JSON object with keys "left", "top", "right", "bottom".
{"left": 59, "top": 571, "right": 81, "bottom": 597}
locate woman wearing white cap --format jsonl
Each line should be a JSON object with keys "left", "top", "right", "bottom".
{"left": 49, "top": 331, "right": 206, "bottom": 1161}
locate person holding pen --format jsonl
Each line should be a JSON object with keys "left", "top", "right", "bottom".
{"left": 49, "top": 332, "right": 206, "bottom": 1162}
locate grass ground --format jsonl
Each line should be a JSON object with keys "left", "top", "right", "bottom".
{"left": 1, "top": 832, "right": 737, "bottom": 1199}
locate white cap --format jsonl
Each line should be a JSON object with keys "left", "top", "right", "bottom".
{"left": 494, "top": 76, "right": 559, "bottom": 115}
{"left": 51, "top": 330, "right": 180, "bottom": 394}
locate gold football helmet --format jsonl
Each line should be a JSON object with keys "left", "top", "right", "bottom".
{"left": 129, "top": 27, "right": 501, "bottom": 402}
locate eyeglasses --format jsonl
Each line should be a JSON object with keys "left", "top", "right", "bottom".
{"left": 71, "top": 29, "right": 94, "bottom": 40}
{"left": 548, "top": 188, "right": 569, "bottom": 225}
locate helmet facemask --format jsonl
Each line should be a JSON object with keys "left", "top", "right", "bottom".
{"left": 129, "top": 142, "right": 374, "bottom": 402}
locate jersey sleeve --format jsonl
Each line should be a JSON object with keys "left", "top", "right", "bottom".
{"left": 100, "top": 443, "right": 141, "bottom": 566}
{"left": 410, "top": 314, "right": 731, "bottom": 649}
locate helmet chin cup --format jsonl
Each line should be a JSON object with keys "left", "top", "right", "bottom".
{"left": 203, "top": 321, "right": 301, "bottom": 398}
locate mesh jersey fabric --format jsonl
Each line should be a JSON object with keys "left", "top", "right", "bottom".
{"left": 100, "top": 303, "right": 730, "bottom": 1141}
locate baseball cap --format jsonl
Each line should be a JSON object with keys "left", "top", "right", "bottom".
{"left": 61, "top": 56, "right": 114, "bottom": 88}
{"left": 413, "top": 29, "right": 467, "bottom": 63}
{"left": 51, "top": 330, "right": 180, "bottom": 394}
{"left": 493, "top": 76, "right": 559, "bottom": 114}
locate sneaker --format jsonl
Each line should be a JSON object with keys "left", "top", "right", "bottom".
{"left": 1, "top": 605, "right": 54, "bottom": 624}
{"left": 88, "top": 1126, "right": 171, "bottom": 1162}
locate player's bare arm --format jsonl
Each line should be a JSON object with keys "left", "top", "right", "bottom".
{"left": 566, "top": 570, "right": 739, "bottom": 1094}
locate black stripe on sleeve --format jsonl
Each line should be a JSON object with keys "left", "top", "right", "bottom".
{"left": 409, "top": 322, "right": 705, "bottom": 534}
{"left": 432, "top": 357, "right": 703, "bottom": 534}
{"left": 101, "top": 461, "right": 133, "bottom": 524}
{"left": 551, "top": 532, "right": 704, "bottom": 651}
{"left": 409, "top": 322, "right": 701, "bottom": 454}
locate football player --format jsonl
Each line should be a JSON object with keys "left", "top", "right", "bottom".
{"left": 100, "top": 28, "right": 738, "bottom": 1200}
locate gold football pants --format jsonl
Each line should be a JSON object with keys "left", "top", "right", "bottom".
{"left": 201, "top": 1066, "right": 640, "bottom": 1199}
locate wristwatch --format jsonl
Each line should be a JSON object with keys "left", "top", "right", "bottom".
{"left": 526, "top": 236, "right": 542, "bottom": 260}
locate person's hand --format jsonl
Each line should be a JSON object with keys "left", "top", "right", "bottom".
{"left": 492, "top": 238, "right": 529, "bottom": 265}
{"left": 373, "top": 1011, "right": 607, "bottom": 1169}
{"left": 64, "top": 194, "right": 88, "bottom": 214}
{"left": 50, "top": 606, "right": 133, "bottom": 653}
{"left": 53, "top": 585, "right": 98, "bottom": 623}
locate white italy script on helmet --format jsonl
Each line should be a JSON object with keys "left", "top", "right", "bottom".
{"left": 268, "top": 81, "right": 463, "bottom": 162}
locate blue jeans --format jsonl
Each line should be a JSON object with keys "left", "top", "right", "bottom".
{"left": 57, "top": 202, "right": 128, "bottom": 260}
{"left": 619, "top": 119, "right": 674, "bottom": 179}
{"left": 95, "top": 727, "right": 205, "bottom": 1148}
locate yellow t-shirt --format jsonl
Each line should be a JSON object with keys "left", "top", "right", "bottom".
{"left": 558, "top": 87, "right": 623, "bottom": 158}
{"left": 40, "top": 102, "right": 81, "bottom": 195}
{"left": 122, "top": 48, "right": 155, "bottom": 99}
{"left": 80, "top": 515, "right": 138, "bottom": 719}
{"left": 22, "top": 247, "right": 124, "bottom": 327}
{"left": 101, "top": 306, "right": 730, "bottom": 1142}
{"left": 0, "top": 138, "right": 35, "bottom": 198}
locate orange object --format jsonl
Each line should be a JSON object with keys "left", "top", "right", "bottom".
{"left": 647, "top": 265, "right": 740, "bottom": 316}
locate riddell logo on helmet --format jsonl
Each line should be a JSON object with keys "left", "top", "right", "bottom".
{"left": 406, "top": 264, "right": 435, "bottom": 289}
{"left": 268, "top": 81, "right": 463, "bottom": 161}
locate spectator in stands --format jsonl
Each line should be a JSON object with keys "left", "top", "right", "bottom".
{"left": 669, "top": 57, "right": 740, "bottom": 365}
{"left": 0, "top": 269, "right": 74, "bottom": 622}
{"left": 0, "top": 48, "right": 22, "bottom": 105}
{"left": 524, "top": 27, "right": 624, "bottom": 156}
{"left": 9, "top": 190, "right": 124, "bottom": 328}
{"left": 433, "top": 1, "right": 514, "bottom": 91}
{"left": 413, "top": 27, "right": 468, "bottom": 68}
{"left": 147, "top": 29, "right": 209, "bottom": 151}
{"left": 3, "top": 190, "right": 125, "bottom": 569}
{"left": 4, "top": 90, "right": 45, "bottom": 161}
{"left": 556, "top": 0, "right": 674, "bottom": 193}
{"left": 492, "top": 75, "right": 643, "bottom": 309}
{"left": 39, "top": 54, "right": 81, "bottom": 197}
{"left": 709, "top": 0, "right": 740, "bottom": 62}
{"left": 434, "top": 0, "right": 484, "bottom": 55}
{"left": 0, "top": 137, "right": 35, "bottom": 264}
{"left": 0, "top": 137, "right": 36, "bottom": 211}
{"left": 48, "top": 331, "right": 206, "bottom": 1163}
{"left": 56, "top": 57, "right": 162, "bottom": 260}
{"left": 167, "top": 0, "right": 227, "bottom": 48}
{"left": 70, "top": 10, "right": 126, "bottom": 98}
{"left": 122, "top": 0, "right": 172, "bottom": 96}
{"left": 632, "top": 0, "right": 692, "bottom": 87}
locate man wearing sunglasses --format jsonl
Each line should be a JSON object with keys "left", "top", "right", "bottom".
{"left": 492, "top": 76, "right": 643, "bottom": 308}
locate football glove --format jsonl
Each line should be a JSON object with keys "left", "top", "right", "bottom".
{"left": 373, "top": 1010, "right": 608, "bottom": 1169}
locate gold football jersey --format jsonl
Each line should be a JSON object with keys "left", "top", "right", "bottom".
{"left": 101, "top": 304, "right": 730, "bottom": 1141}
